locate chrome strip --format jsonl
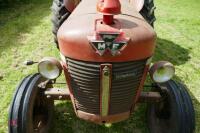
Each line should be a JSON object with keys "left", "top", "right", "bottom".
{"left": 101, "top": 66, "right": 111, "bottom": 116}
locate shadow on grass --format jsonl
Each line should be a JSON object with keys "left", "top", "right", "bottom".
{"left": 0, "top": 0, "right": 51, "bottom": 55}
{"left": 153, "top": 38, "right": 190, "bottom": 65}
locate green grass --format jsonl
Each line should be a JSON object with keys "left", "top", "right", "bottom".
{"left": 0, "top": 0, "right": 200, "bottom": 132}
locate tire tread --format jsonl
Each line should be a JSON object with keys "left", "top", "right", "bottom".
{"left": 51, "top": 0, "right": 71, "bottom": 48}
{"left": 8, "top": 74, "right": 54, "bottom": 133}
{"left": 148, "top": 80, "right": 195, "bottom": 133}
{"left": 140, "top": 0, "right": 156, "bottom": 27}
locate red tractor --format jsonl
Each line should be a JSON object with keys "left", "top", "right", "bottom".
{"left": 8, "top": 0, "right": 195, "bottom": 133}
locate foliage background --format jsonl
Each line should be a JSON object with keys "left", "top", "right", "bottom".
{"left": 0, "top": 0, "right": 200, "bottom": 132}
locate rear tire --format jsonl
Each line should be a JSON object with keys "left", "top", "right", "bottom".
{"left": 51, "top": 0, "right": 71, "bottom": 48}
{"left": 147, "top": 80, "right": 195, "bottom": 133}
{"left": 8, "top": 74, "right": 54, "bottom": 133}
{"left": 51, "top": 0, "right": 81, "bottom": 48}
{"left": 140, "top": 0, "right": 156, "bottom": 27}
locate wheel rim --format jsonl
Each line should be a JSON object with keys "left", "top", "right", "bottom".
{"left": 148, "top": 90, "right": 178, "bottom": 133}
{"left": 32, "top": 92, "right": 50, "bottom": 132}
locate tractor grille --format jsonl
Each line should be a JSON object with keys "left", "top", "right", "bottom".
{"left": 67, "top": 58, "right": 100, "bottom": 114}
{"left": 66, "top": 58, "right": 147, "bottom": 115}
{"left": 109, "top": 61, "right": 146, "bottom": 114}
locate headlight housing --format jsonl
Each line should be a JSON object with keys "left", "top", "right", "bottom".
{"left": 38, "top": 57, "right": 62, "bottom": 79}
{"left": 149, "top": 61, "right": 175, "bottom": 83}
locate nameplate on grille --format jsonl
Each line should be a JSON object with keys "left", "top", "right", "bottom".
{"left": 113, "top": 72, "right": 137, "bottom": 80}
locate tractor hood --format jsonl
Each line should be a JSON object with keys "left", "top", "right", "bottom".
{"left": 57, "top": 0, "right": 156, "bottom": 62}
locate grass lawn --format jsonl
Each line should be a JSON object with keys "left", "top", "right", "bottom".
{"left": 0, "top": 0, "right": 200, "bottom": 132}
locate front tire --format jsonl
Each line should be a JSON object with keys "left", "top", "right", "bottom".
{"left": 8, "top": 74, "right": 54, "bottom": 133}
{"left": 147, "top": 80, "right": 195, "bottom": 133}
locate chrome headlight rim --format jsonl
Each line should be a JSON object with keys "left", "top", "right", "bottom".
{"left": 149, "top": 61, "right": 175, "bottom": 83}
{"left": 38, "top": 57, "right": 62, "bottom": 80}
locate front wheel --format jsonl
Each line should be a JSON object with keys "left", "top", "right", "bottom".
{"left": 147, "top": 80, "right": 195, "bottom": 133}
{"left": 8, "top": 74, "right": 54, "bottom": 133}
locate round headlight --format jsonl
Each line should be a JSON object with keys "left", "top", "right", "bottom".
{"left": 38, "top": 57, "right": 62, "bottom": 79}
{"left": 149, "top": 61, "right": 175, "bottom": 83}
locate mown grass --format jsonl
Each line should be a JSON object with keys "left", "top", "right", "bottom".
{"left": 0, "top": 0, "right": 200, "bottom": 132}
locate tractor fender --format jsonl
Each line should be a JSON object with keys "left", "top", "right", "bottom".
{"left": 126, "top": 0, "right": 144, "bottom": 12}
{"left": 64, "top": 0, "right": 81, "bottom": 12}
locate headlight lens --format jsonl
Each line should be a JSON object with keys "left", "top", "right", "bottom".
{"left": 149, "top": 61, "right": 175, "bottom": 83}
{"left": 38, "top": 57, "right": 62, "bottom": 79}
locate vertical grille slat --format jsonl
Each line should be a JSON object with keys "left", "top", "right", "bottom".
{"left": 66, "top": 58, "right": 147, "bottom": 115}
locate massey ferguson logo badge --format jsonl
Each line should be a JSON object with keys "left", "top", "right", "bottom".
{"left": 88, "top": 32, "right": 129, "bottom": 56}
